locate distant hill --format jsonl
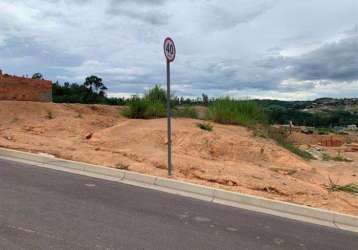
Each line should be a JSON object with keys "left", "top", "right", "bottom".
{"left": 255, "top": 98, "right": 358, "bottom": 127}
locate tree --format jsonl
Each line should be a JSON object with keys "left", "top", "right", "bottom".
{"left": 32, "top": 72, "right": 43, "bottom": 80}
{"left": 83, "top": 75, "right": 107, "bottom": 96}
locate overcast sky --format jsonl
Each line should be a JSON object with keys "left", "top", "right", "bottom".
{"left": 0, "top": 0, "right": 357, "bottom": 100}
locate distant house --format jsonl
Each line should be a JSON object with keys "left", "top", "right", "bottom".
{"left": 0, "top": 70, "right": 52, "bottom": 102}
{"left": 346, "top": 125, "right": 357, "bottom": 130}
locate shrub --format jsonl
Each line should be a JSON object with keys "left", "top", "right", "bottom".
{"left": 197, "top": 122, "right": 213, "bottom": 131}
{"left": 145, "top": 85, "right": 167, "bottom": 104}
{"left": 122, "top": 85, "right": 167, "bottom": 119}
{"left": 47, "top": 110, "right": 54, "bottom": 119}
{"left": 122, "top": 96, "right": 148, "bottom": 119}
{"left": 144, "top": 100, "right": 166, "bottom": 118}
{"left": 207, "top": 98, "right": 266, "bottom": 127}
{"left": 173, "top": 106, "right": 198, "bottom": 119}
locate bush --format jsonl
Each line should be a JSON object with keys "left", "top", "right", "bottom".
{"left": 173, "top": 106, "right": 198, "bottom": 119}
{"left": 122, "top": 96, "right": 148, "bottom": 119}
{"left": 145, "top": 85, "right": 167, "bottom": 104}
{"left": 122, "top": 86, "right": 168, "bottom": 119}
{"left": 144, "top": 100, "right": 166, "bottom": 118}
{"left": 207, "top": 98, "right": 266, "bottom": 127}
{"left": 197, "top": 122, "right": 213, "bottom": 131}
{"left": 47, "top": 110, "right": 54, "bottom": 119}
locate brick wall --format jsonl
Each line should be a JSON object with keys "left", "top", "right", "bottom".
{"left": 0, "top": 74, "right": 52, "bottom": 102}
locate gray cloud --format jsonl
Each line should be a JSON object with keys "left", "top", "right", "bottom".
{"left": 107, "top": 0, "right": 169, "bottom": 25}
{"left": 290, "top": 36, "right": 358, "bottom": 82}
{"left": 0, "top": 0, "right": 357, "bottom": 100}
{"left": 203, "top": 0, "right": 277, "bottom": 30}
{"left": 107, "top": 8, "right": 169, "bottom": 26}
{"left": 109, "top": 0, "right": 165, "bottom": 6}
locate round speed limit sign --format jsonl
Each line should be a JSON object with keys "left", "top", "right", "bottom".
{"left": 163, "top": 37, "right": 176, "bottom": 62}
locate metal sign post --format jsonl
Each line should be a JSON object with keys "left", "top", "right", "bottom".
{"left": 163, "top": 37, "right": 176, "bottom": 176}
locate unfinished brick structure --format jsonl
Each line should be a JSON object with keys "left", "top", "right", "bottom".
{"left": 0, "top": 71, "right": 52, "bottom": 102}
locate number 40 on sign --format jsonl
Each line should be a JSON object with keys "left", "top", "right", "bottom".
{"left": 164, "top": 37, "right": 176, "bottom": 63}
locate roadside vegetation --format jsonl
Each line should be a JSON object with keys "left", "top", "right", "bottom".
{"left": 328, "top": 178, "right": 358, "bottom": 194}
{"left": 262, "top": 127, "right": 315, "bottom": 160}
{"left": 173, "top": 106, "right": 198, "bottom": 119}
{"left": 197, "top": 122, "right": 213, "bottom": 131}
{"left": 206, "top": 98, "right": 267, "bottom": 127}
{"left": 47, "top": 110, "right": 54, "bottom": 119}
{"left": 51, "top": 78, "right": 356, "bottom": 161}
{"left": 51, "top": 75, "right": 358, "bottom": 128}
{"left": 322, "top": 153, "right": 353, "bottom": 162}
{"left": 122, "top": 85, "right": 167, "bottom": 119}
{"left": 122, "top": 85, "right": 201, "bottom": 119}
{"left": 203, "top": 98, "right": 313, "bottom": 160}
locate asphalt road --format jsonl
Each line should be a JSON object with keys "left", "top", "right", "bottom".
{"left": 0, "top": 158, "right": 357, "bottom": 250}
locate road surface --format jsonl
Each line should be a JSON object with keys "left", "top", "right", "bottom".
{"left": 0, "top": 158, "right": 357, "bottom": 249}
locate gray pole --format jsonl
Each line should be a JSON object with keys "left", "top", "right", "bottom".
{"left": 166, "top": 60, "right": 172, "bottom": 176}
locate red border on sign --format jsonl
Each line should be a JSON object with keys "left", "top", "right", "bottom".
{"left": 163, "top": 37, "right": 176, "bottom": 63}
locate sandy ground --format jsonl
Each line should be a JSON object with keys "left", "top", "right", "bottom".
{"left": 0, "top": 101, "right": 357, "bottom": 215}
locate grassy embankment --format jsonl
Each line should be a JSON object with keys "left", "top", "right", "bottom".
{"left": 122, "top": 87, "right": 313, "bottom": 160}
{"left": 206, "top": 97, "right": 314, "bottom": 160}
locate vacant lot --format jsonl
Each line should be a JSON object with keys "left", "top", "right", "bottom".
{"left": 0, "top": 101, "right": 357, "bottom": 215}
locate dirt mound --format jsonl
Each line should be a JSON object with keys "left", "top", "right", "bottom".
{"left": 0, "top": 101, "right": 357, "bottom": 215}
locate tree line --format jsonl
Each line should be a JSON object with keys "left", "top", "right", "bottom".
{"left": 51, "top": 74, "right": 358, "bottom": 127}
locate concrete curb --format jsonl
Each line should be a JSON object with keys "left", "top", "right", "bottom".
{"left": 0, "top": 147, "right": 357, "bottom": 233}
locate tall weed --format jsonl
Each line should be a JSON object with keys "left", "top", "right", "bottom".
{"left": 207, "top": 98, "right": 266, "bottom": 127}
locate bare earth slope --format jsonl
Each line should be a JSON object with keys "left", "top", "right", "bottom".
{"left": 0, "top": 101, "right": 357, "bottom": 215}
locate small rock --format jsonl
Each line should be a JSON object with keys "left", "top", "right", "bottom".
{"left": 4, "top": 135, "right": 13, "bottom": 141}
{"left": 85, "top": 132, "right": 93, "bottom": 140}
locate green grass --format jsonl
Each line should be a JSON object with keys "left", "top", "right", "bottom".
{"left": 206, "top": 97, "right": 314, "bottom": 160}
{"left": 144, "top": 100, "right": 166, "bottom": 118}
{"left": 47, "top": 110, "right": 54, "bottom": 119}
{"left": 115, "top": 162, "right": 129, "bottom": 170}
{"left": 10, "top": 117, "right": 19, "bottom": 123}
{"left": 322, "top": 153, "right": 353, "bottom": 162}
{"left": 316, "top": 127, "right": 333, "bottom": 135}
{"left": 207, "top": 98, "right": 266, "bottom": 127}
{"left": 145, "top": 84, "right": 167, "bottom": 104}
{"left": 197, "top": 122, "right": 213, "bottom": 131}
{"left": 122, "top": 96, "right": 148, "bottom": 119}
{"left": 328, "top": 178, "right": 358, "bottom": 194}
{"left": 122, "top": 86, "right": 167, "bottom": 119}
{"left": 173, "top": 106, "right": 198, "bottom": 119}
{"left": 265, "top": 127, "right": 315, "bottom": 160}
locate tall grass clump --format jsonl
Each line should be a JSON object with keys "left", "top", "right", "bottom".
{"left": 145, "top": 85, "right": 167, "bottom": 104}
{"left": 144, "top": 100, "right": 166, "bottom": 118}
{"left": 122, "top": 96, "right": 148, "bottom": 119}
{"left": 207, "top": 97, "right": 266, "bottom": 127}
{"left": 197, "top": 122, "right": 213, "bottom": 131}
{"left": 173, "top": 106, "right": 198, "bottom": 119}
{"left": 328, "top": 178, "right": 358, "bottom": 194}
{"left": 265, "top": 127, "right": 315, "bottom": 160}
{"left": 122, "top": 85, "right": 167, "bottom": 119}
